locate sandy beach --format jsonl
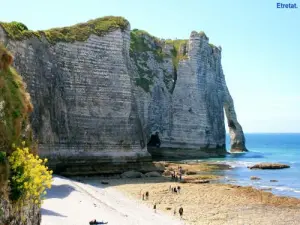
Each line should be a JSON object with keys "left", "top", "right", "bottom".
{"left": 41, "top": 176, "right": 184, "bottom": 225}
{"left": 107, "top": 177, "right": 300, "bottom": 225}
{"left": 41, "top": 162, "right": 300, "bottom": 225}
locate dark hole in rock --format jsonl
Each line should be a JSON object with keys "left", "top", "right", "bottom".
{"left": 228, "top": 120, "right": 236, "bottom": 130}
{"left": 147, "top": 132, "right": 161, "bottom": 148}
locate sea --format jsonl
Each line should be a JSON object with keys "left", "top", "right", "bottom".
{"left": 193, "top": 133, "right": 300, "bottom": 198}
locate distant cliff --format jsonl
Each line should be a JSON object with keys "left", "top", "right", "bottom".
{"left": 0, "top": 17, "right": 247, "bottom": 174}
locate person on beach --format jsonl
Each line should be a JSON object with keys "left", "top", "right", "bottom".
{"left": 142, "top": 193, "right": 145, "bottom": 200}
{"left": 177, "top": 186, "right": 181, "bottom": 193}
{"left": 173, "top": 187, "right": 177, "bottom": 194}
{"left": 145, "top": 191, "right": 149, "bottom": 200}
{"left": 89, "top": 219, "right": 108, "bottom": 225}
{"left": 153, "top": 203, "right": 157, "bottom": 213}
{"left": 179, "top": 207, "right": 183, "bottom": 219}
{"left": 173, "top": 207, "right": 176, "bottom": 216}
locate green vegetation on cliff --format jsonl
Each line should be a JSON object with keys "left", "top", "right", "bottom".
{"left": 130, "top": 29, "right": 165, "bottom": 62}
{"left": 0, "top": 44, "right": 52, "bottom": 224}
{"left": 0, "top": 16, "right": 129, "bottom": 44}
{"left": 130, "top": 30, "right": 188, "bottom": 93}
{"left": 0, "top": 44, "right": 33, "bottom": 151}
{"left": 165, "top": 39, "right": 188, "bottom": 69}
{"left": 130, "top": 29, "right": 164, "bottom": 92}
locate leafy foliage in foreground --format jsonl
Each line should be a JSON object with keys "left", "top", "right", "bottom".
{"left": 8, "top": 142, "right": 52, "bottom": 205}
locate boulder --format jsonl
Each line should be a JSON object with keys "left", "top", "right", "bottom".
{"left": 121, "top": 170, "right": 144, "bottom": 178}
{"left": 185, "top": 171, "right": 197, "bottom": 175}
{"left": 250, "top": 176, "right": 261, "bottom": 180}
{"left": 144, "top": 171, "right": 161, "bottom": 177}
{"left": 248, "top": 163, "right": 290, "bottom": 170}
{"left": 163, "top": 170, "right": 172, "bottom": 176}
{"left": 192, "top": 180, "right": 210, "bottom": 184}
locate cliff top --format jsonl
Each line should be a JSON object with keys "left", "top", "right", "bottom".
{"left": 0, "top": 16, "right": 129, "bottom": 44}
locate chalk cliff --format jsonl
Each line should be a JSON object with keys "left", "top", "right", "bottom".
{"left": 0, "top": 17, "right": 247, "bottom": 174}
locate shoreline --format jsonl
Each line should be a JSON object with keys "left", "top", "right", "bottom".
{"left": 96, "top": 176, "right": 300, "bottom": 225}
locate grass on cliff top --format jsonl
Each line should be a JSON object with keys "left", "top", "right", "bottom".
{"left": 0, "top": 44, "right": 33, "bottom": 152}
{"left": 0, "top": 16, "right": 129, "bottom": 44}
{"left": 165, "top": 39, "right": 188, "bottom": 69}
{"left": 130, "top": 29, "right": 165, "bottom": 62}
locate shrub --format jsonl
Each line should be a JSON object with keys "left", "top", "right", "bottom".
{"left": 8, "top": 142, "right": 52, "bottom": 205}
{"left": 0, "top": 44, "right": 33, "bottom": 152}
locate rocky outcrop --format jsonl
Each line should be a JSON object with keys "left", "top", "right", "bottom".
{"left": 0, "top": 17, "right": 247, "bottom": 173}
{"left": 121, "top": 170, "right": 144, "bottom": 178}
{"left": 248, "top": 163, "right": 290, "bottom": 170}
{"left": 0, "top": 197, "right": 41, "bottom": 225}
{"left": 131, "top": 30, "right": 247, "bottom": 157}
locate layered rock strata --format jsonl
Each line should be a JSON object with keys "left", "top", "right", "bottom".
{"left": 0, "top": 17, "right": 247, "bottom": 173}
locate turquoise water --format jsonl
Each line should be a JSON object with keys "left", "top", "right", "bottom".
{"left": 200, "top": 133, "right": 300, "bottom": 198}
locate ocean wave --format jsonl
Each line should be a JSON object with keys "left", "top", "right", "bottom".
{"left": 272, "top": 186, "right": 300, "bottom": 193}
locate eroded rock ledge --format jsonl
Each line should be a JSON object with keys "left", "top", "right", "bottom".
{"left": 0, "top": 17, "right": 247, "bottom": 174}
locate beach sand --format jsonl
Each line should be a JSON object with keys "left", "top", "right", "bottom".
{"left": 41, "top": 161, "right": 300, "bottom": 225}
{"left": 104, "top": 177, "right": 300, "bottom": 225}
{"left": 41, "top": 176, "right": 184, "bottom": 225}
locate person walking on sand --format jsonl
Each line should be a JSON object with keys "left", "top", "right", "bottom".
{"left": 145, "top": 191, "right": 149, "bottom": 200}
{"left": 173, "top": 187, "right": 177, "bottom": 194}
{"left": 153, "top": 203, "right": 157, "bottom": 213}
{"left": 142, "top": 193, "right": 145, "bottom": 200}
{"left": 177, "top": 186, "right": 181, "bottom": 194}
{"left": 173, "top": 207, "right": 176, "bottom": 216}
{"left": 179, "top": 207, "right": 183, "bottom": 219}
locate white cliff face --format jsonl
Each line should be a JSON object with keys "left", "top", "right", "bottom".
{"left": 132, "top": 30, "right": 247, "bottom": 158}
{"left": 0, "top": 25, "right": 152, "bottom": 174}
{"left": 0, "top": 18, "right": 247, "bottom": 173}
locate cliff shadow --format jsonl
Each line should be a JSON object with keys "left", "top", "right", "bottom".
{"left": 45, "top": 184, "right": 75, "bottom": 199}
{"left": 41, "top": 208, "right": 67, "bottom": 218}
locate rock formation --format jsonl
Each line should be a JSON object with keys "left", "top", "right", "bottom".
{"left": 0, "top": 17, "right": 247, "bottom": 174}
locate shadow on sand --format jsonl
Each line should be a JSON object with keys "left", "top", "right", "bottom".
{"left": 41, "top": 208, "right": 68, "bottom": 217}
{"left": 45, "top": 184, "right": 75, "bottom": 199}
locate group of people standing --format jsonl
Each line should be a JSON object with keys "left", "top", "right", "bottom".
{"left": 141, "top": 191, "right": 149, "bottom": 201}
{"left": 138, "top": 166, "right": 185, "bottom": 220}
{"left": 169, "top": 185, "right": 181, "bottom": 194}
{"left": 171, "top": 166, "right": 183, "bottom": 181}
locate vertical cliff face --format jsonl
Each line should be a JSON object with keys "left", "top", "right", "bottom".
{"left": 0, "top": 18, "right": 152, "bottom": 174}
{"left": 130, "top": 30, "right": 247, "bottom": 158}
{"left": 0, "top": 17, "right": 247, "bottom": 173}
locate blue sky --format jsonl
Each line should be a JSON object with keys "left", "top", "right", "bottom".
{"left": 2, "top": 0, "right": 300, "bottom": 133}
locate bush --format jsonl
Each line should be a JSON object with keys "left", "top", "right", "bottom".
{"left": 8, "top": 142, "right": 52, "bottom": 205}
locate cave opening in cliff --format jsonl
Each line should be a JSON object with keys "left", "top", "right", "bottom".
{"left": 147, "top": 132, "right": 161, "bottom": 148}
